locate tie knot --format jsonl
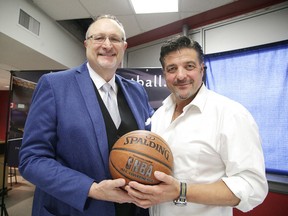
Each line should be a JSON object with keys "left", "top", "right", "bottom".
{"left": 102, "top": 83, "right": 112, "bottom": 92}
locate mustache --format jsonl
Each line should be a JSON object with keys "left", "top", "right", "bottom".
{"left": 173, "top": 80, "right": 193, "bottom": 86}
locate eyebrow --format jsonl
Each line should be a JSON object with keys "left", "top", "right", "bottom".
{"left": 186, "top": 61, "right": 197, "bottom": 65}
{"left": 165, "top": 63, "right": 176, "bottom": 69}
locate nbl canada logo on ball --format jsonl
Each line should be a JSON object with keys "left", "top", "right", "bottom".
{"left": 109, "top": 130, "right": 173, "bottom": 185}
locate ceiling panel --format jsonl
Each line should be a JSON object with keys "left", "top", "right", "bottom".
{"left": 117, "top": 15, "right": 142, "bottom": 39}
{"left": 135, "top": 13, "right": 181, "bottom": 32}
{"left": 180, "top": 0, "right": 236, "bottom": 12}
{"left": 82, "top": 0, "right": 135, "bottom": 16}
{"left": 32, "top": 0, "right": 90, "bottom": 20}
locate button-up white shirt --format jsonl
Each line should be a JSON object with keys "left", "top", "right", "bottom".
{"left": 150, "top": 84, "right": 268, "bottom": 216}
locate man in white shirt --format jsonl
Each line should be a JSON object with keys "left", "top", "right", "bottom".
{"left": 125, "top": 36, "right": 268, "bottom": 216}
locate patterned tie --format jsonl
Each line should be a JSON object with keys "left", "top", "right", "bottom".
{"left": 102, "top": 83, "right": 121, "bottom": 128}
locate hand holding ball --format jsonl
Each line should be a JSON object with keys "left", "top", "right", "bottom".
{"left": 109, "top": 130, "right": 173, "bottom": 185}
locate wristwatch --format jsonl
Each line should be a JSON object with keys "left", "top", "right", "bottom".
{"left": 173, "top": 182, "right": 187, "bottom": 206}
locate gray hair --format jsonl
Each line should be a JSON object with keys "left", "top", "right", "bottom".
{"left": 85, "top": 14, "right": 126, "bottom": 40}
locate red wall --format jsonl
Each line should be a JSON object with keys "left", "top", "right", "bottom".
{"left": 234, "top": 192, "right": 288, "bottom": 216}
{"left": 0, "top": 90, "right": 9, "bottom": 141}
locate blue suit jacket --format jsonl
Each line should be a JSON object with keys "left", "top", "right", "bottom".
{"left": 19, "top": 63, "right": 154, "bottom": 216}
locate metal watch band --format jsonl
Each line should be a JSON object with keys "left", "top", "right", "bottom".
{"left": 173, "top": 182, "right": 187, "bottom": 206}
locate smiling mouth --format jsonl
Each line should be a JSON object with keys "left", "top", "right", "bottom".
{"left": 175, "top": 82, "right": 192, "bottom": 87}
{"left": 99, "top": 53, "right": 116, "bottom": 57}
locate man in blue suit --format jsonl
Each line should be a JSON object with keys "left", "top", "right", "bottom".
{"left": 19, "top": 14, "right": 154, "bottom": 216}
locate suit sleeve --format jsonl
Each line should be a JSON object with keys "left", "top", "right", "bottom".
{"left": 19, "top": 75, "right": 95, "bottom": 212}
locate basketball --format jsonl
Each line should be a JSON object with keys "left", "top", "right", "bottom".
{"left": 109, "top": 130, "right": 173, "bottom": 185}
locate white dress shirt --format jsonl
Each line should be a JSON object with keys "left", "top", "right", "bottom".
{"left": 150, "top": 84, "right": 268, "bottom": 216}
{"left": 87, "top": 62, "right": 118, "bottom": 107}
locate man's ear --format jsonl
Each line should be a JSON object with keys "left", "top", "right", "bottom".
{"left": 123, "top": 41, "right": 128, "bottom": 50}
{"left": 202, "top": 63, "right": 206, "bottom": 72}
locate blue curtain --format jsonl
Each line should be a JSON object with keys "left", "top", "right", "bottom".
{"left": 205, "top": 41, "right": 288, "bottom": 175}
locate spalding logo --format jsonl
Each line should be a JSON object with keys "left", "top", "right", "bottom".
{"left": 123, "top": 135, "right": 171, "bottom": 161}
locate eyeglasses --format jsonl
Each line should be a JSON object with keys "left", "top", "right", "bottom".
{"left": 86, "top": 34, "right": 124, "bottom": 44}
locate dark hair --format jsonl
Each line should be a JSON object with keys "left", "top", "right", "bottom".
{"left": 159, "top": 36, "right": 204, "bottom": 68}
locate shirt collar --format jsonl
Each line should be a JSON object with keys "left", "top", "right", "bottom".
{"left": 188, "top": 83, "right": 208, "bottom": 113}
{"left": 87, "top": 62, "right": 117, "bottom": 93}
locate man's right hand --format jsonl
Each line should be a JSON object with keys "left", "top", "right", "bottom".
{"left": 88, "top": 179, "right": 133, "bottom": 204}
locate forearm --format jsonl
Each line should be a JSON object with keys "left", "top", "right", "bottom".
{"left": 126, "top": 172, "right": 240, "bottom": 209}
{"left": 186, "top": 180, "right": 240, "bottom": 206}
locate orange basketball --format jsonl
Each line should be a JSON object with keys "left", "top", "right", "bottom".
{"left": 109, "top": 130, "right": 173, "bottom": 185}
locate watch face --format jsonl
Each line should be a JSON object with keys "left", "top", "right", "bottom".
{"left": 173, "top": 199, "right": 187, "bottom": 206}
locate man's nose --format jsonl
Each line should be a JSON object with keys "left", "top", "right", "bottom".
{"left": 102, "top": 37, "right": 113, "bottom": 47}
{"left": 176, "top": 68, "right": 186, "bottom": 79}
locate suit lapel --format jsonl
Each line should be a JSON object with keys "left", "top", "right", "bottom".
{"left": 74, "top": 64, "right": 110, "bottom": 173}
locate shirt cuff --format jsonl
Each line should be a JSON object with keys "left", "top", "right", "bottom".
{"left": 222, "top": 176, "right": 253, "bottom": 212}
